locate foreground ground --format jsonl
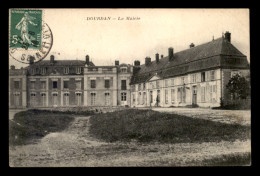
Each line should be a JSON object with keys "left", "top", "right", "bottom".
{"left": 9, "top": 108, "right": 251, "bottom": 167}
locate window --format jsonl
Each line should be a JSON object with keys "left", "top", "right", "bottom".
{"left": 171, "top": 89, "right": 175, "bottom": 103}
{"left": 182, "top": 87, "right": 186, "bottom": 103}
{"left": 121, "top": 67, "right": 127, "bottom": 73}
{"left": 41, "top": 93, "right": 46, "bottom": 106}
{"left": 138, "top": 84, "right": 141, "bottom": 91}
{"left": 210, "top": 71, "right": 215, "bottom": 80}
{"left": 171, "top": 78, "right": 175, "bottom": 86}
{"left": 231, "top": 71, "right": 241, "bottom": 77}
{"left": 91, "top": 80, "right": 96, "bottom": 88}
{"left": 177, "top": 88, "right": 181, "bottom": 102}
{"left": 30, "top": 93, "right": 36, "bottom": 106}
{"left": 121, "top": 80, "right": 127, "bottom": 90}
{"left": 31, "top": 68, "right": 36, "bottom": 75}
{"left": 132, "top": 93, "right": 135, "bottom": 104}
{"left": 41, "top": 67, "right": 47, "bottom": 75}
{"left": 76, "top": 93, "right": 81, "bottom": 106}
{"left": 105, "top": 80, "right": 110, "bottom": 88}
{"left": 177, "top": 88, "right": 185, "bottom": 103}
{"left": 213, "top": 85, "right": 217, "bottom": 93}
{"left": 156, "top": 80, "right": 160, "bottom": 88}
{"left": 14, "top": 81, "right": 20, "bottom": 89}
{"left": 76, "top": 67, "right": 81, "bottom": 74}
{"left": 76, "top": 81, "right": 81, "bottom": 90}
{"left": 143, "top": 92, "right": 146, "bottom": 105}
{"left": 64, "top": 67, "right": 69, "bottom": 74}
{"left": 121, "top": 92, "right": 127, "bottom": 101}
{"left": 143, "top": 83, "right": 146, "bottom": 90}
{"left": 191, "top": 74, "right": 196, "bottom": 83}
{"left": 64, "top": 81, "right": 69, "bottom": 89}
{"left": 165, "top": 80, "right": 168, "bottom": 87}
{"left": 165, "top": 89, "right": 168, "bottom": 104}
{"left": 31, "top": 81, "right": 35, "bottom": 89}
{"left": 53, "top": 81, "right": 57, "bottom": 89}
{"left": 105, "top": 93, "right": 110, "bottom": 106}
{"left": 201, "top": 87, "right": 206, "bottom": 102}
{"left": 181, "top": 77, "right": 185, "bottom": 85}
{"left": 138, "top": 92, "right": 142, "bottom": 104}
{"left": 64, "top": 93, "right": 69, "bottom": 106}
{"left": 201, "top": 72, "right": 206, "bottom": 82}
{"left": 41, "top": 81, "right": 46, "bottom": 89}
{"left": 91, "top": 93, "right": 96, "bottom": 105}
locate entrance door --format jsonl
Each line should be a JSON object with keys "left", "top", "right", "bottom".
{"left": 156, "top": 90, "right": 160, "bottom": 106}
{"left": 53, "top": 93, "right": 58, "bottom": 107}
{"left": 192, "top": 86, "right": 197, "bottom": 105}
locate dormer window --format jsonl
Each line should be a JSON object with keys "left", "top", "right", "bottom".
{"left": 121, "top": 67, "right": 127, "bottom": 73}
{"left": 40, "top": 67, "right": 47, "bottom": 75}
{"left": 31, "top": 68, "right": 36, "bottom": 75}
{"left": 64, "top": 67, "right": 69, "bottom": 74}
{"left": 76, "top": 67, "right": 81, "bottom": 74}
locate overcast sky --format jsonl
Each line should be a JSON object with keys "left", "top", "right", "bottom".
{"left": 9, "top": 8, "right": 250, "bottom": 68}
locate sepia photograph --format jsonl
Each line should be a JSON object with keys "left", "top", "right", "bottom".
{"left": 9, "top": 8, "right": 250, "bottom": 167}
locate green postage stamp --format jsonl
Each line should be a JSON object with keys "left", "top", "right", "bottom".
{"left": 9, "top": 9, "right": 53, "bottom": 64}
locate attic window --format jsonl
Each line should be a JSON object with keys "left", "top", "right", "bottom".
{"left": 64, "top": 67, "right": 69, "bottom": 74}
{"left": 76, "top": 67, "right": 81, "bottom": 74}
{"left": 121, "top": 67, "right": 127, "bottom": 73}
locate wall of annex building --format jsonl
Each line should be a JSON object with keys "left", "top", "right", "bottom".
{"left": 130, "top": 68, "right": 223, "bottom": 108}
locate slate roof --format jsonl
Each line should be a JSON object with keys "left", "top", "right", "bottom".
{"left": 130, "top": 37, "right": 248, "bottom": 84}
{"left": 9, "top": 69, "right": 26, "bottom": 76}
{"left": 26, "top": 60, "right": 95, "bottom": 67}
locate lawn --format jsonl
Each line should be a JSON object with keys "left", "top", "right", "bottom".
{"left": 89, "top": 109, "right": 250, "bottom": 143}
{"left": 9, "top": 109, "right": 75, "bottom": 146}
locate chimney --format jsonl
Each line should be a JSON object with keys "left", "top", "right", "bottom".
{"left": 50, "top": 55, "right": 54, "bottom": 63}
{"left": 168, "top": 47, "right": 174, "bottom": 61}
{"left": 29, "top": 56, "right": 35, "bottom": 65}
{"left": 115, "top": 60, "right": 119, "bottom": 66}
{"left": 10, "top": 65, "right": 15, "bottom": 70}
{"left": 155, "top": 53, "right": 159, "bottom": 63}
{"left": 134, "top": 60, "right": 140, "bottom": 66}
{"left": 224, "top": 31, "right": 231, "bottom": 43}
{"left": 86, "top": 55, "right": 90, "bottom": 65}
{"left": 133, "top": 61, "right": 141, "bottom": 75}
{"left": 190, "top": 43, "right": 195, "bottom": 48}
{"left": 161, "top": 55, "right": 163, "bottom": 59}
{"left": 145, "top": 57, "right": 151, "bottom": 66}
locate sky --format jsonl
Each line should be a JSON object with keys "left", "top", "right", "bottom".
{"left": 9, "top": 8, "right": 250, "bottom": 69}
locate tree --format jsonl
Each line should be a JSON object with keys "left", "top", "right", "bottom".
{"left": 226, "top": 74, "right": 250, "bottom": 100}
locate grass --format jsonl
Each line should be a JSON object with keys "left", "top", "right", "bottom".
{"left": 200, "top": 152, "right": 251, "bottom": 166}
{"left": 9, "top": 109, "right": 75, "bottom": 146}
{"left": 89, "top": 109, "right": 250, "bottom": 143}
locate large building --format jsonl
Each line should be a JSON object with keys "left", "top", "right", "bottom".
{"left": 9, "top": 55, "right": 132, "bottom": 108}
{"left": 130, "top": 32, "right": 250, "bottom": 108}
{"left": 9, "top": 32, "right": 250, "bottom": 109}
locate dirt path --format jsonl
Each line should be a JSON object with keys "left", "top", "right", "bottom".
{"left": 9, "top": 115, "right": 251, "bottom": 167}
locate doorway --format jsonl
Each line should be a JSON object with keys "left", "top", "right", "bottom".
{"left": 192, "top": 86, "right": 197, "bottom": 105}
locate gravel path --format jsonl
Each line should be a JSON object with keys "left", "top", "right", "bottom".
{"left": 9, "top": 115, "right": 251, "bottom": 167}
